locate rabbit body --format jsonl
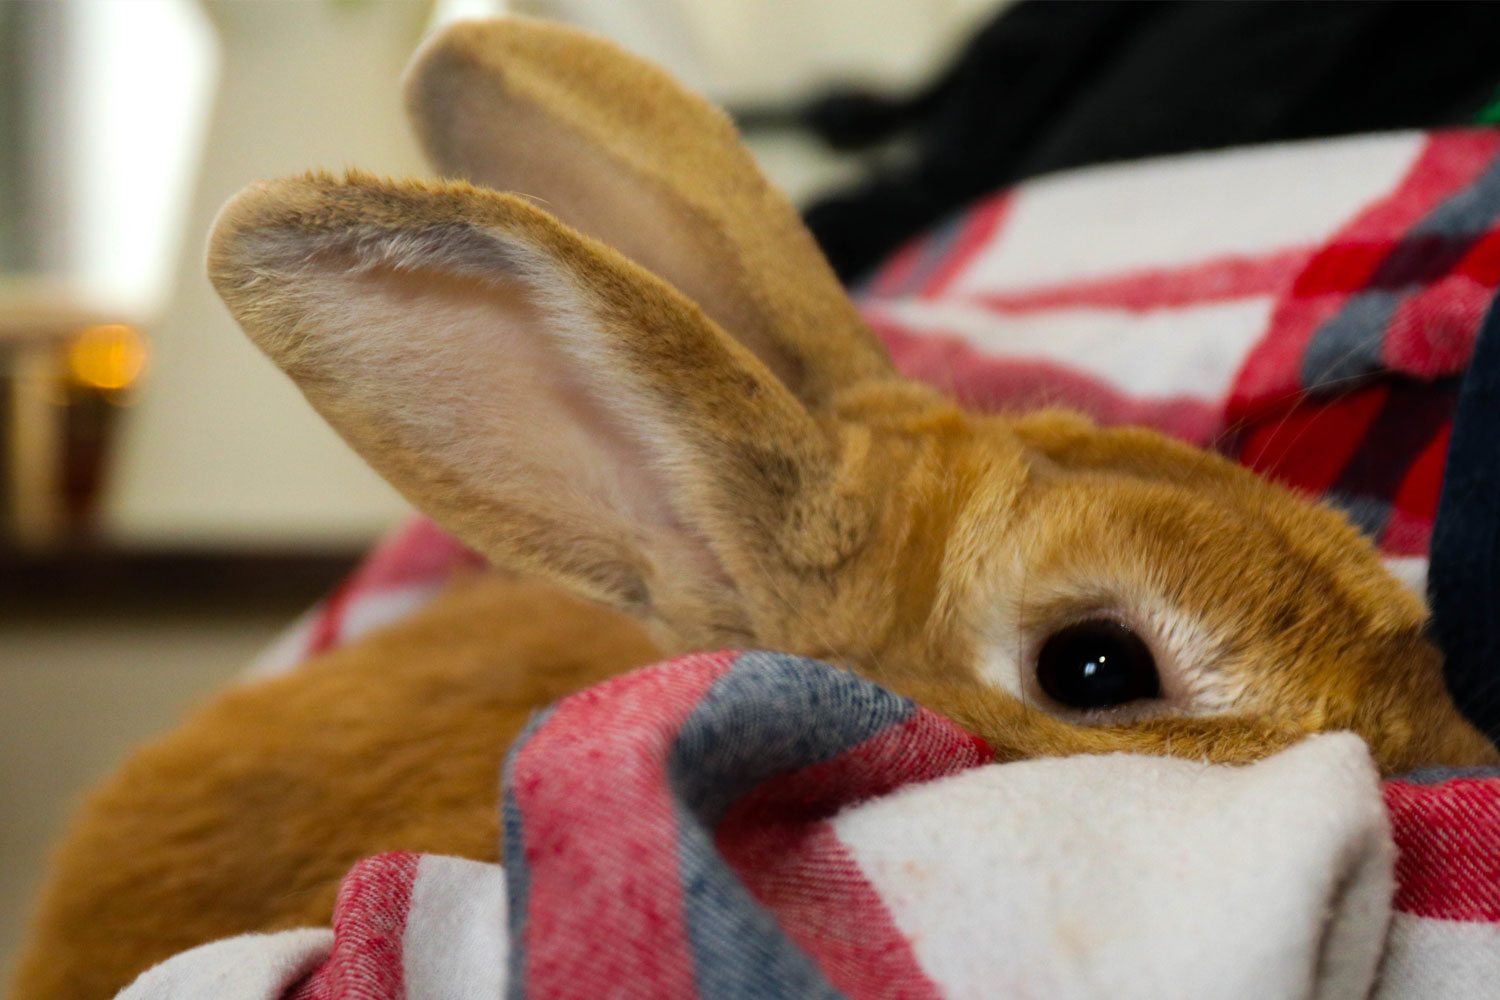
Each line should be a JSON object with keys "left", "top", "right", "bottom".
{"left": 10, "top": 17, "right": 1497, "bottom": 1000}
{"left": 10, "top": 574, "right": 660, "bottom": 1000}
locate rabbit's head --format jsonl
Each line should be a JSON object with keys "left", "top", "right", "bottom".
{"left": 208, "top": 18, "right": 1495, "bottom": 774}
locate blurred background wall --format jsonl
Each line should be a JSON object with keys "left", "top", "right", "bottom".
{"left": 11, "top": 0, "right": 1002, "bottom": 554}
{"left": 0, "top": 0, "right": 1008, "bottom": 982}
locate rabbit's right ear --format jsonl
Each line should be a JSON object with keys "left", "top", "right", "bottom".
{"left": 209, "top": 172, "right": 875, "bottom": 649}
{"left": 403, "top": 17, "right": 893, "bottom": 408}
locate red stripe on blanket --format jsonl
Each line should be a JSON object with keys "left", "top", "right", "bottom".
{"left": 291, "top": 851, "right": 420, "bottom": 1000}
{"left": 1384, "top": 777, "right": 1500, "bottom": 922}
{"left": 922, "top": 193, "right": 1013, "bottom": 298}
{"left": 869, "top": 237, "right": 927, "bottom": 298}
{"left": 508, "top": 650, "right": 739, "bottom": 1000}
{"left": 717, "top": 706, "right": 991, "bottom": 833}
{"left": 1379, "top": 422, "right": 1451, "bottom": 557}
{"left": 717, "top": 709, "right": 989, "bottom": 999}
{"left": 958, "top": 246, "right": 1311, "bottom": 315}
{"left": 1235, "top": 385, "right": 1389, "bottom": 496}
{"left": 870, "top": 318, "right": 1222, "bottom": 445}
{"left": 728, "top": 821, "right": 946, "bottom": 1000}
{"left": 307, "top": 580, "right": 353, "bottom": 656}
{"left": 1231, "top": 131, "right": 1500, "bottom": 418}
{"left": 1383, "top": 229, "right": 1500, "bottom": 378}
{"left": 303, "top": 519, "right": 485, "bottom": 658}
{"left": 351, "top": 517, "right": 486, "bottom": 591}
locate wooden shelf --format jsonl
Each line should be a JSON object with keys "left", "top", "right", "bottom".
{"left": 0, "top": 547, "right": 364, "bottom": 614}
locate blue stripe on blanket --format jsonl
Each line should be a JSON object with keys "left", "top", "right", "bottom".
{"left": 1398, "top": 765, "right": 1500, "bottom": 785}
{"left": 669, "top": 650, "right": 917, "bottom": 823}
{"left": 1302, "top": 149, "right": 1500, "bottom": 392}
{"left": 669, "top": 651, "right": 917, "bottom": 1000}
{"left": 502, "top": 704, "right": 555, "bottom": 1000}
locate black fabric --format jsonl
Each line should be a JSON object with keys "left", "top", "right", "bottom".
{"left": 800, "top": 0, "right": 1500, "bottom": 284}
{"left": 1428, "top": 299, "right": 1500, "bottom": 744}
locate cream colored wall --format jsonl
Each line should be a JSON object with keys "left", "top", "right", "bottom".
{"left": 104, "top": 0, "right": 428, "bottom": 548}
{"left": 103, "top": 0, "right": 1008, "bottom": 551}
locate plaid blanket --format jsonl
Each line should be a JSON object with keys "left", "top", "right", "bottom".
{"left": 124, "top": 651, "right": 1497, "bottom": 999}
{"left": 144, "top": 130, "right": 1500, "bottom": 998}
{"left": 862, "top": 128, "right": 1500, "bottom": 577}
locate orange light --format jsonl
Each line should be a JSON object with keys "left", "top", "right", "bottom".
{"left": 67, "top": 324, "right": 148, "bottom": 391}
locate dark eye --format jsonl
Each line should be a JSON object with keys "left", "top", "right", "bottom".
{"left": 1036, "top": 619, "right": 1160, "bottom": 709}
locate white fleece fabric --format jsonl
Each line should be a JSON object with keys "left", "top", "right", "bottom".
{"left": 115, "top": 733, "right": 1398, "bottom": 1000}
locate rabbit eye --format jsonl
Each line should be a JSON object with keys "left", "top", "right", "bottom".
{"left": 1036, "top": 619, "right": 1160, "bottom": 709}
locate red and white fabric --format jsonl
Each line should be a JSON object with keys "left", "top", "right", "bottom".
{"left": 117, "top": 651, "right": 1497, "bottom": 1000}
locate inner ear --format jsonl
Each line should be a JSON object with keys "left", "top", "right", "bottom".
{"left": 403, "top": 16, "right": 894, "bottom": 407}
{"left": 304, "top": 261, "right": 732, "bottom": 614}
{"left": 209, "top": 174, "right": 852, "bottom": 646}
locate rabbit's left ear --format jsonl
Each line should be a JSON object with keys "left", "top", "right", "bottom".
{"left": 403, "top": 16, "right": 893, "bottom": 409}
{"left": 208, "top": 172, "right": 873, "bottom": 648}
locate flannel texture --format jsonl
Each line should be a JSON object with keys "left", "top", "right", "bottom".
{"left": 122, "top": 652, "right": 1500, "bottom": 1000}
{"left": 861, "top": 129, "right": 1500, "bottom": 567}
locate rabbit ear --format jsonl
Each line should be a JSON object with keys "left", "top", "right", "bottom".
{"left": 402, "top": 16, "right": 893, "bottom": 408}
{"left": 209, "top": 172, "right": 873, "bottom": 647}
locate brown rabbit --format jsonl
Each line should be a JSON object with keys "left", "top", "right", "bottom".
{"left": 11, "top": 17, "right": 1497, "bottom": 1000}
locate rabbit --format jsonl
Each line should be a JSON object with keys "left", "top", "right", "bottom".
{"left": 10, "top": 17, "right": 1497, "bottom": 1000}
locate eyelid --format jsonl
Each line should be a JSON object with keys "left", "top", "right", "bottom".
{"left": 976, "top": 579, "right": 1234, "bottom": 718}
